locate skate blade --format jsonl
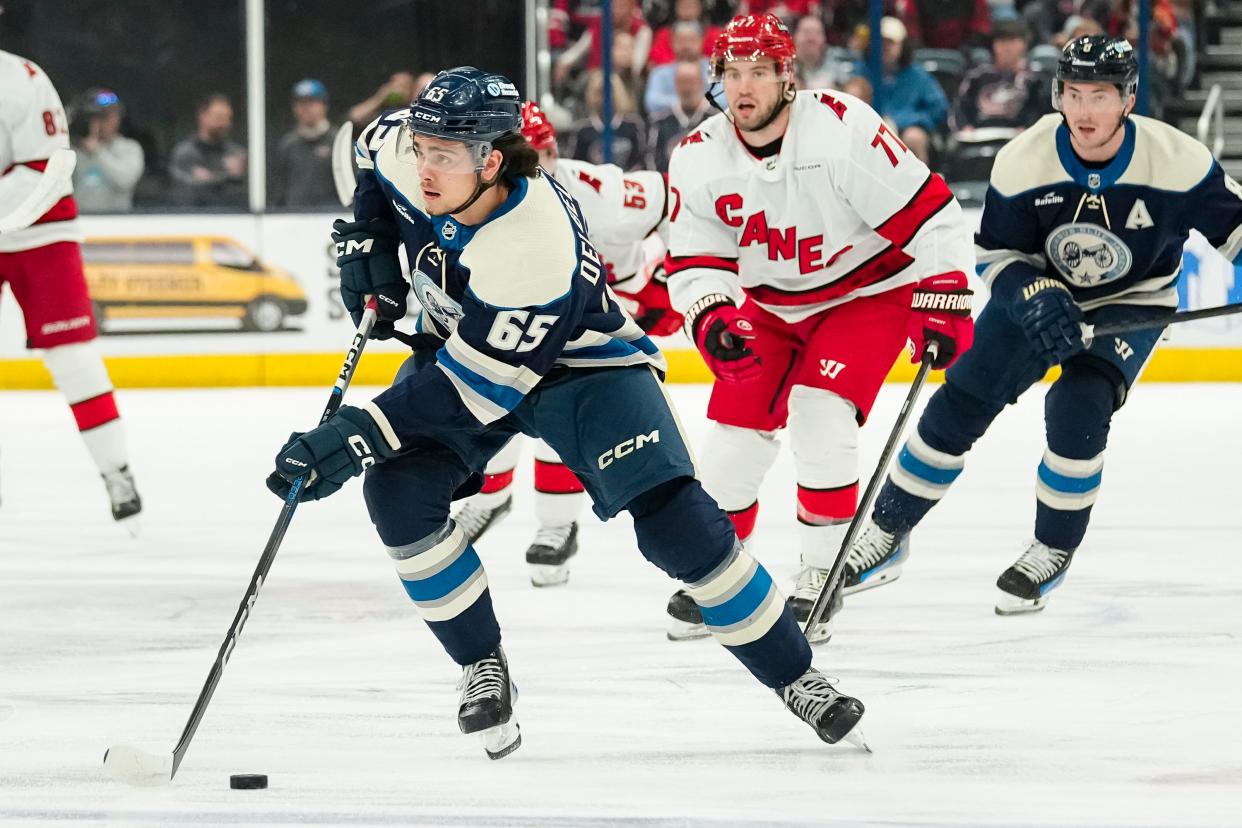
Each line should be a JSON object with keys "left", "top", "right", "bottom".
{"left": 994, "top": 592, "right": 1049, "bottom": 616}
{"left": 841, "top": 565, "right": 902, "bottom": 597}
{"left": 804, "top": 620, "right": 834, "bottom": 646}
{"left": 118, "top": 515, "right": 142, "bottom": 538}
{"left": 528, "top": 563, "right": 570, "bottom": 588}
{"left": 843, "top": 727, "right": 872, "bottom": 753}
{"left": 666, "top": 618, "right": 711, "bottom": 641}
{"left": 481, "top": 720, "right": 521, "bottom": 760}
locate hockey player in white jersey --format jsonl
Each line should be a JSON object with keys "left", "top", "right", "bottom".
{"left": 663, "top": 13, "right": 976, "bottom": 642}
{"left": 0, "top": 50, "right": 141, "bottom": 527}
{"left": 450, "top": 100, "right": 681, "bottom": 587}
{"left": 839, "top": 36, "right": 1242, "bottom": 615}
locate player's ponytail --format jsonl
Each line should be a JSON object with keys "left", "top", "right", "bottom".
{"left": 492, "top": 133, "right": 541, "bottom": 187}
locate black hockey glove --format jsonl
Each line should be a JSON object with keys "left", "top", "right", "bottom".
{"left": 265, "top": 405, "right": 395, "bottom": 502}
{"left": 333, "top": 217, "right": 407, "bottom": 340}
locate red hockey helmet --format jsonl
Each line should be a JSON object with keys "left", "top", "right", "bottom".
{"left": 709, "top": 13, "right": 797, "bottom": 81}
{"left": 520, "top": 101, "right": 558, "bottom": 151}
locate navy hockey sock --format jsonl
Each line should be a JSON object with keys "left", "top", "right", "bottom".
{"left": 876, "top": 383, "right": 1002, "bottom": 534}
{"left": 629, "top": 477, "right": 810, "bottom": 688}
{"left": 1035, "top": 361, "right": 1116, "bottom": 551}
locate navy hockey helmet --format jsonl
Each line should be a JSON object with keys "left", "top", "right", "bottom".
{"left": 1052, "top": 36, "right": 1138, "bottom": 110}
{"left": 408, "top": 66, "right": 522, "bottom": 144}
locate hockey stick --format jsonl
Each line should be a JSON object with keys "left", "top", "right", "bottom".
{"left": 0, "top": 149, "right": 76, "bottom": 235}
{"left": 332, "top": 122, "right": 356, "bottom": 208}
{"left": 802, "top": 345, "right": 939, "bottom": 638}
{"left": 1083, "top": 301, "right": 1242, "bottom": 340}
{"left": 102, "top": 300, "right": 379, "bottom": 787}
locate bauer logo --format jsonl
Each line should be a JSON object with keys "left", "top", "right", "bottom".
{"left": 1045, "top": 223, "right": 1132, "bottom": 288}
{"left": 598, "top": 430, "right": 660, "bottom": 469}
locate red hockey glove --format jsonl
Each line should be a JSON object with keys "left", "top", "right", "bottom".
{"left": 619, "top": 264, "right": 683, "bottom": 336}
{"left": 907, "top": 272, "right": 974, "bottom": 369}
{"left": 686, "top": 294, "right": 763, "bottom": 383}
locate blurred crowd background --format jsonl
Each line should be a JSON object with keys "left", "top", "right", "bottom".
{"left": 0, "top": 0, "right": 1223, "bottom": 213}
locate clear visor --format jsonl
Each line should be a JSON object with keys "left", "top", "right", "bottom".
{"left": 395, "top": 123, "right": 492, "bottom": 173}
{"left": 711, "top": 55, "right": 791, "bottom": 85}
{"left": 1052, "top": 80, "right": 1132, "bottom": 113}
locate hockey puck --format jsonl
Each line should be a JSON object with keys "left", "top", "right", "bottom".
{"left": 229, "top": 773, "right": 268, "bottom": 790}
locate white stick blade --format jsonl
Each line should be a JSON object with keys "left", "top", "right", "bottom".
{"left": 102, "top": 744, "right": 174, "bottom": 787}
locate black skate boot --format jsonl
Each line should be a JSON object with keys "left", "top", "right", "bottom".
{"left": 102, "top": 466, "right": 142, "bottom": 535}
{"left": 525, "top": 522, "right": 578, "bottom": 587}
{"left": 995, "top": 540, "right": 1074, "bottom": 615}
{"left": 457, "top": 646, "right": 521, "bottom": 760}
{"left": 665, "top": 589, "right": 710, "bottom": 641}
{"left": 785, "top": 566, "right": 843, "bottom": 645}
{"left": 777, "top": 667, "right": 866, "bottom": 746}
{"left": 451, "top": 495, "right": 512, "bottom": 544}
{"left": 843, "top": 520, "right": 909, "bottom": 595}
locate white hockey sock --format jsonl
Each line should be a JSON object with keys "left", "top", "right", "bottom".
{"left": 43, "top": 342, "right": 129, "bottom": 474}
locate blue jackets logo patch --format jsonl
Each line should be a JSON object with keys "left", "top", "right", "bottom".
{"left": 411, "top": 244, "right": 463, "bottom": 332}
{"left": 1045, "top": 223, "right": 1133, "bottom": 287}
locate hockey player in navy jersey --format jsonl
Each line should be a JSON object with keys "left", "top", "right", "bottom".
{"left": 839, "top": 36, "right": 1242, "bottom": 615}
{"left": 264, "top": 67, "right": 865, "bottom": 758}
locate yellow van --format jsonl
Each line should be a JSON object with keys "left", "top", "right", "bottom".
{"left": 82, "top": 236, "right": 308, "bottom": 333}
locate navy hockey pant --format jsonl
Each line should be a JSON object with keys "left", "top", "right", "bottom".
{"left": 872, "top": 301, "right": 1166, "bottom": 551}
{"left": 363, "top": 361, "right": 811, "bottom": 689}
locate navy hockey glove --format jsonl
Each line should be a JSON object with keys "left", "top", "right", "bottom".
{"left": 685, "top": 294, "right": 763, "bottom": 383}
{"left": 1010, "top": 276, "right": 1086, "bottom": 364}
{"left": 333, "top": 217, "right": 407, "bottom": 340}
{"left": 265, "top": 405, "right": 395, "bottom": 502}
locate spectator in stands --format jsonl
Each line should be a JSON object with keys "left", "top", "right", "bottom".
{"left": 1053, "top": 15, "right": 1105, "bottom": 49}
{"left": 566, "top": 68, "right": 648, "bottom": 170}
{"left": 648, "top": 58, "right": 714, "bottom": 172}
{"left": 644, "top": 21, "right": 709, "bottom": 114}
{"left": 554, "top": 0, "right": 652, "bottom": 88}
{"left": 739, "top": 1, "right": 822, "bottom": 20}
{"left": 168, "top": 93, "right": 247, "bottom": 208}
{"left": 70, "top": 89, "right": 144, "bottom": 213}
{"left": 347, "top": 72, "right": 418, "bottom": 128}
{"left": 905, "top": 0, "right": 991, "bottom": 50}
{"left": 857, "top": 17, "right": 947, "bottom": 164}
{"left": 272, "top": 79, "right": 337, "bottom": 208}
{"left": 648, "top": 0, "right": 721, "bottom": 67}
{"left": 793, "top": 13, "right": 856, "bottom": 89}
{"left": 841, "top": 74, "right": 874, "bottom": 106}
{"left": 613, "top": 31, "right": 646, "bottom": 115}
{"left": 951, "top": 18, "right": 1050, "bottom": 132}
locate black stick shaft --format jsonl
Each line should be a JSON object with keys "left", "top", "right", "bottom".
{"left": 169, "top": 305, "right": 378, "bottom": 779}
{"left": 803, "top": 350, "right": 937, "bottom": 636}
{"left": 1089, "top": 301, "right": 1242, "bottom": 338}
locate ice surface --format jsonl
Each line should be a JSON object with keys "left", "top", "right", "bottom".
{"left": 1, "top": 383, "right": 1239, "bottom": 827}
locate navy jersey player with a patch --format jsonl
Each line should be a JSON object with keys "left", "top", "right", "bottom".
{"left": 263, "top": 67, "right": 866, "bottom": 757}
{"left": 835, "top": 37, "right": 1242, "bottom": 616}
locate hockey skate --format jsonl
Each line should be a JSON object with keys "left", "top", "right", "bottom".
{"left": 665, "top": 589, "right": 711, "bottom": 641}
{"left": 525, "top": 522, "right": 578, "bottom": 587}
{"left": 995, "top": 540, "right": 1074, "bottom": 615}
{"left": 102, "top": 466, "right": 142, "bottom": 536}
{"left": 451, "top": 495, "right": 512, "bottom": 544}
{"left": 457, "top": 646, "right": 521, "bottom": 760}
{"left": 843, "top": 521, "right": 909, "bottom": 595}
{"left": 777, "top": 667, "right": 867, "bottom": 747}
{"left": 786, "top": 565, "right": 842, "bottom": 645}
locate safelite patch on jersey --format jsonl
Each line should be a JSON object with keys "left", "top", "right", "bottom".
{"left": 1045, "top": 223, "right": 1133, "bottom": 287}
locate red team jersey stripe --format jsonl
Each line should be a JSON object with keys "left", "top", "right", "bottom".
{"left": 480, "top": 469, "right": 515, "bottom": 494}
{"left": 534, "top": 459, "right": 586, "bottom": 494}
{"left": 664, "top": 254, "right": 739, "bottom": 276}
{"left": 796, "top": 483, "right": 858, "bottom": 524}
{"left": 1, "top": 159, "right": 79, "bottom": 226}
{"left": 874, "top": 173, "right": 954, "bottom": 250}
{"left": 746, "top": 245, "right": 914, "bottom": 307}
{"left": 70, "top": 392, "right": 120, "bottom": 432}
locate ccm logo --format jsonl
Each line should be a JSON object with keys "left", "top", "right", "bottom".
{"left": 348, "top": 435, "right": 376, "bottom": 469}
{"left": 335, "top": 238, "right": 374, "bottom": 256}
{"left": 598, "top": 430, "right": 660, "bottom": 469}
